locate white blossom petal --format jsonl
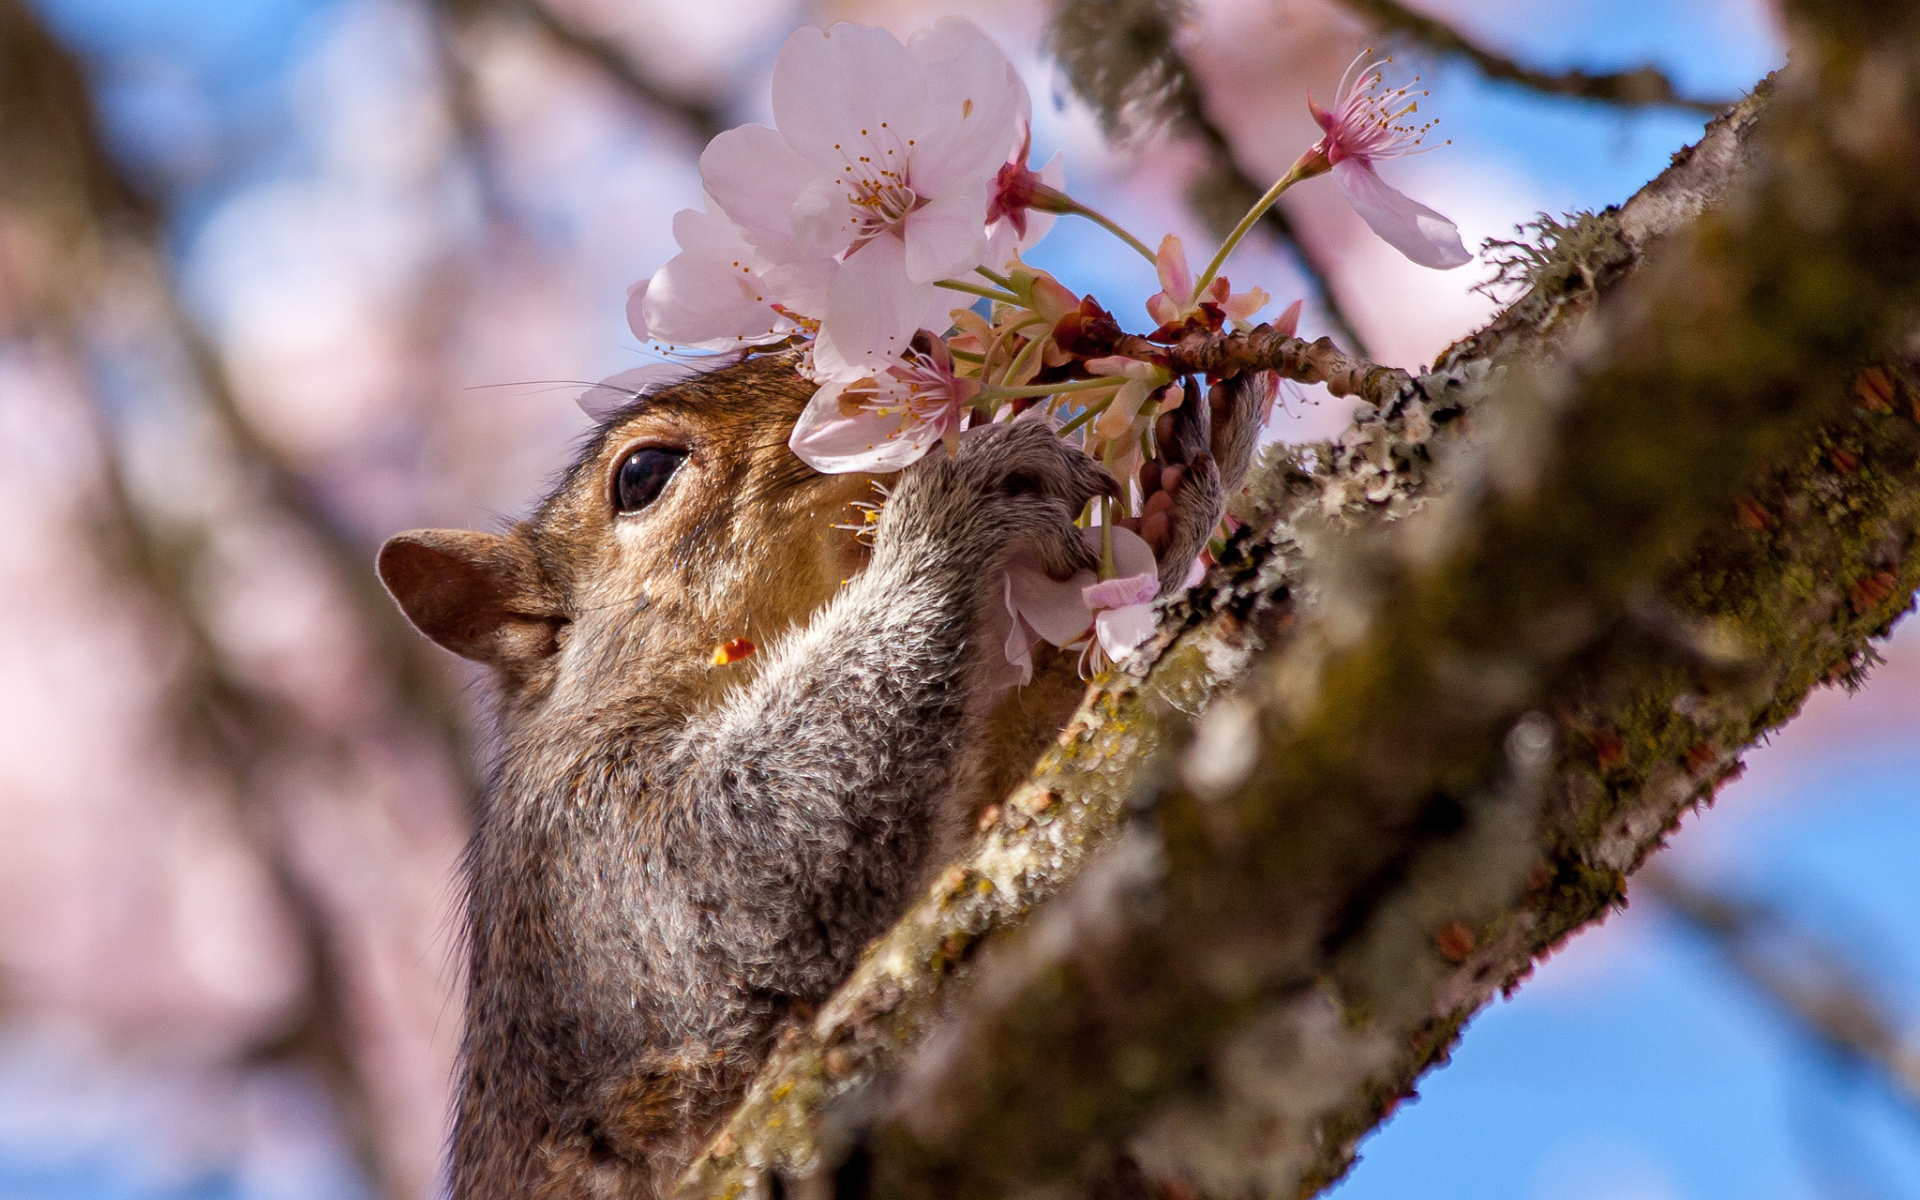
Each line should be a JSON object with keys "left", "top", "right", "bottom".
{"left": 772, "top": 24, "right": 926, "bottom": 174}
{"left": 1330, "top": 159, "right": 1472, "bottom": 270}
{"left": 788, "top": 382, "right": 944, "bottom": 473}
{"left": 902, "top": 183, "right": 990, "bottom": 283}
{"left": 905, "top": 17, "right": 1029, "bottom": 195}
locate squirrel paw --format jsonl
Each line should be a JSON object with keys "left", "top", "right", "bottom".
{"left": 955, "top": 420, "right": 1118, "bottom": 579}
{"left": 1132, "top": 373, "right": 1271, "bottom": 595}
{"left": 874, "top": 420, "right": 1116, "bottom": 580}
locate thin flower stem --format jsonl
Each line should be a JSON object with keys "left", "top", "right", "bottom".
{"left": 978, "top": 376, "right": 1119, "bottom": 402}
{"left": 1099, "top": 499, "right": 1115, "bottom": 580}
{"left": 937, "top": 279, "right": 1022, "bottom": 303}
{"left": 1060, "top": 200, "right": 1157, "bottom": 264}
{"left": 1056, "top": 397, "right": 1111, "bottom": 436}
{"left": 975, "top": 265, "right": 1015, "bottom": 289}
{"left": 1193, "top": 162, "right": 1310, "bottom": 295}
{"left": 947, "top": 346, "right": 986, "bottom": 363}
{"left": 983, "top": 316, "right": 1049, "bottom": 385}
{"left": 998, "top": 323, "right": 1052, "bottom": 386}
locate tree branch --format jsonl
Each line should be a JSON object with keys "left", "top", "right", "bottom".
{"left": 1643, "top": 866, "right": 1920, "bottom": 1108}
{"left": 439, "top": 0, "right": 726, "bottom": 141}
{"left": 1330, "top": 0, "right": 1737, "bottom": 114}
{"left": 684, "top": 3, "right": 1920, "bottom": 1190}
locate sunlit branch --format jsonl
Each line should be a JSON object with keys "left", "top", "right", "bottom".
{"left": 1331, "top": 0, "right": 1736, "bottom": 115}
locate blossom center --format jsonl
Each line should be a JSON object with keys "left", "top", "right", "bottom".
{"left": 850, "top": 178, "right": 924, "bottom": 241}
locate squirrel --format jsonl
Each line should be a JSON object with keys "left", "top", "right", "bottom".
{"left": 377, "top": 350, "right": 1266, "bottom": 1198}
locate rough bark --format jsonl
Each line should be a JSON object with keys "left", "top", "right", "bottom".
{"left": 679, "top": 5, "right": 1920, "bottom": 1197}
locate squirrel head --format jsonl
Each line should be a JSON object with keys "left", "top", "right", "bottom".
{"left": 378, "top": 352, "right": 878, "bottom": 727}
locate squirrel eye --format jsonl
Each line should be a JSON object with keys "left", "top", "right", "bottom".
{"left": 614, "top": 447, "right": 685, "bottom": 514}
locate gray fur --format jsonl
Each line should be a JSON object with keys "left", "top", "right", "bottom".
{"left": 443, "top": 419, "right": 1110, "bottom": 1198}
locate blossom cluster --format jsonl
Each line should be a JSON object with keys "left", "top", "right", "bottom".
{"left": 621, "top": 19, "right": 1470, "bottom": 682}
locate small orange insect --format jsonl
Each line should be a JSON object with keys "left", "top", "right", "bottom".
{"left": 711, "top": 638, "right": 756, "bottom": 665}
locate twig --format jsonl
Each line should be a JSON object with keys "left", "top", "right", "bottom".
{"left": 453, "top": 0, "right": 727, "bottom": 141}
{"left": 1642, "top": 866, "right": 1920, "bottom": 1107}
{"left": 1059, "top": 315, "right": 1413, "bottom": 405}
{"left": 1331, "top": 0, "right": 1736, "bottom": 114}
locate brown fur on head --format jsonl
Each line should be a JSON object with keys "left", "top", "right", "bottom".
{"left": 378, "top": 352, "right": 879, "bottom": 732}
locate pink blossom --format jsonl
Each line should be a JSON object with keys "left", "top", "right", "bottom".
{"left": 1085, "top": 356, "right": 1173, "bottom": 441}
{"left": 630, "top": 202, "right": 825, "bottom": 350}
{"left": 1080, "top": 570, "right": 1161, "bottom": 672}
{"left": 983, "top": 122, "right": 1067, "bottom": 268}
{"left": 998, "top": 524, "right": 1160, "bottom": 681}
{"left": 1300, "top": 54, "right": 1471, "bottom": 270}
{"left": 788, "top": 337, "right": 979, "bottom": 473}
{"left": 1143, "top": 234, "right": 1267, "bottom": 331}
{"left": 698, "top": 19, "right": 1029, "bottom": 381}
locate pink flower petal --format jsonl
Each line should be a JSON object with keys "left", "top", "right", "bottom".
{"left": 772, "top": 24, "right": 927, "bottom": 176}
{"left": 1154, "top": 233, "right": 1193, "bottom": 304}
{"left": 1093, "top": 603, "right": 1158, "bottom": 662}
{"left": 984, "top": 150, "right": 1064, "bottom": 269}
{"left": 985, "top": 571, "right": 1036, "bottom": 690}
{"left": 1109, "top": 525, "right": 1158, "bottom": 578}
{"left": 1083, "top": 571, "right": 1158, "bottom": 611}
{"left": 811, "top": 235, "right": 949, "bottom": 381}
{"left": 625, "top": 278, "right": 649, "bottom": 342}
{"left": 902, "top": 182, "right": 990, "bottom": 283}
{"left": 1005, "top": 542, "right": 1096, "bottom": 646}
{"left": 1330, "top": 159, "right": 1472, "bottom": 270}
{"left": 640, "top": 207, "right": 795, "bottom": 349}
{"left": 699, "top": 124, "right": 818, "bottom": 262}
{"left": 1276, "top": 298, "right": 1303, "bottom": 337}
{"left": 788, "top": 382, "right": 943, "bottom": 473}
{"left": 576, "top": 364, "right": 700, "bottom": 421}
{"left": 905, "top": 17, "right": 1029, "bottom": 195}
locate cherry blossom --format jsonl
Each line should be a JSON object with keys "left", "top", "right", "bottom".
{"left": 1085, "top": 356, "right": 1174, "bottom": 442}
{"left": 984, "top": 122, "right": 1067, "bottom": 268}
{"left": 789, "top": 336, "right": 978, "bottom": 473}
{"left": 998, "top": 524, "right": 1160, "bottom": 679}
{"left": 698, "top": 19, "right": 1029, "bottom": 381}
{"left": 630, "top": 202, "right": 827, "bottom": 350}
{"left": 1298, "top": 53, "right": 1471, "bottom": 270}
{"left": 1079, "top": 570, "right": 1162, "bottom": 674}
{"left": 1144, "top": 234, "right": 1268, "bottom": 332}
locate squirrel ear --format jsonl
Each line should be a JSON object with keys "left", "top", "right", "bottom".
{"left": 377, "top": 529, "right": 564, "bottom": 668}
